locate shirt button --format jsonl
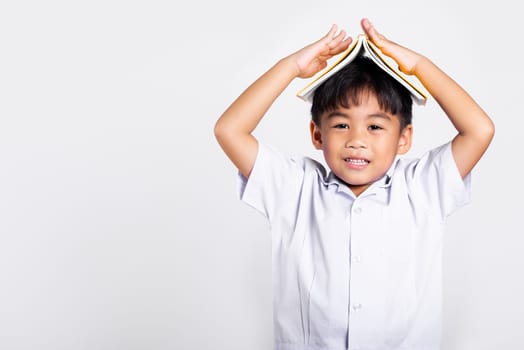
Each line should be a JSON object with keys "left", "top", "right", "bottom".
{"left": 354, "top": 207, "right": 362, "bottom": 214}
{"left": 352, "top": 303, "right": 363, "bottom": 311}
{"left": 352, "top": 255, "right": 362, "bottom": 263}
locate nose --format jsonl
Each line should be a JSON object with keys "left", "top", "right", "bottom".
{"left": 345, "top": 128, "right": 367, "bottom": 149}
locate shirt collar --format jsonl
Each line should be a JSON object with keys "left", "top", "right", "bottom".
{"left": 317, "top": 158, "right": 398, "bottom": 203}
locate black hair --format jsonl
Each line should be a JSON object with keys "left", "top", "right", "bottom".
{"left": 310, "top": 54, "right": 413, "bottom": 130}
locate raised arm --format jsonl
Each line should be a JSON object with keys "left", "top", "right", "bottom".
{"left": 214, "top": 25, "right": 352, "bottom": 178}
{"left": 361, "top": 18, "right": 495, "bottom": 178}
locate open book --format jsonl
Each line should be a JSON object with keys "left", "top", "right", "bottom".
{"left": 296, "top": 34, "right": 428, "bottom": 105}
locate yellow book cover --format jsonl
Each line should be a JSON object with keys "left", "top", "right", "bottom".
{"left": 296, "top": 34, "right": 428, "bottom": 105}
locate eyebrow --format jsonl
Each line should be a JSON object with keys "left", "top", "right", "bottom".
{"left": 325, "top": 111, "right": 393, "bottom": 121}
{"left": 368, "top": 112, "right": 392, "bottom": 121}
{"left": 325, "top": 111, "right": 349, "bottom": 119}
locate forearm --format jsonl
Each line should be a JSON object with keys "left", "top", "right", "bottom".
{"left": 413, "top": 57, "right": 494, "bottom": 176}
{"left": 214, "top": 55, "right": 299, "bottom": 177}
{"left": 215, "top": 56, "right": 298, "bottom": 137}
{"left": 414, "top": 57, "right": 491, "bottom": 136}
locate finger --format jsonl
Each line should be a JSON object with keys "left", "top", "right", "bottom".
{"left": 332, "top": 29, "right": 347, "bottom": 43}
{"left": 314, "top": 24, "right": 338, "bottom": 53}
{"left": 327, "top": 29, "right": 344, "bottom": 48}
{"left": 328, "top": 28, "right": 352, "bottom": 52}
{"left": 361, "top": 18, "right": 378, "bottom": 38}
{"left": 362, "top": 18, "right": 385, "bottom": 41}
{"left": 325, "top": 24, "right": 339, "bottom": 41}
{"left": 332, "top": 35, "right": 352, "bottom": 53}
{"left": 361, "top": 18, "right": 388, "bottom": 47}
{"left": 360, "top": 18, "right": 372, "bottom": 31}
{"left": 340, "top": 35, "right": 353, "bottom": 47}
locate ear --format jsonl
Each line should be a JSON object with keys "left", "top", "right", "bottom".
{"left": 397, "top": 124, "right": 413, "bottom": 155}
{"left": 310, "top": 121, "right": 323, "bottom": 150}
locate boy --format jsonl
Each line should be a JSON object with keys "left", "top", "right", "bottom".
{"left": 214, "top": 18, "right": 494, "bottom": 350}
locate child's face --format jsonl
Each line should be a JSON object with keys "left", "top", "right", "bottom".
{"left": 310, "top": 94, "right": 412, "bottom": 196}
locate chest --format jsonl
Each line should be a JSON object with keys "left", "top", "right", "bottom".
{"left": 279, "top": 189, "right": 421, "bottom": 261}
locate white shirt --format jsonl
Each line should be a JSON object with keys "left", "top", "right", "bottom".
{"left": 238, "top": 141, "right": 471, "bottom": 350}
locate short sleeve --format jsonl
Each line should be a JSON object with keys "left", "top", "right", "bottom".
{"left": 402, "top": 141, "right": 471, "bottom": 220}
{"left": 237, "top": 142, "right": 307, "bottom": 222}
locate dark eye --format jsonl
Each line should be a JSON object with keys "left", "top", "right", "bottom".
{"left": 334, "top": 124, "right": 349, "bottom": 129}
{"left": 369, "top": 125, "right": 383, "bottom": 131}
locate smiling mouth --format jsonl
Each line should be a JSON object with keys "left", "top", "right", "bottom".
{"left": 344, "top": 158, "right": 369, "bottom": 165}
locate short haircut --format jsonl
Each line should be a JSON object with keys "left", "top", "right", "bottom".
{"left": 310, "top": 55, "right": 413, "bottom": 130}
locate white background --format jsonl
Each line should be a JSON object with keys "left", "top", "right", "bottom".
{"left": 0, "top": 0, "right": 522, "bottom": 349}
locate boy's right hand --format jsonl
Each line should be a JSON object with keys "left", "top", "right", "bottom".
{"left": 291, "top": 25, "right": 352, "bottom": 79}
{"left": 215, "top": 25, "right": 350, "bottom": 179}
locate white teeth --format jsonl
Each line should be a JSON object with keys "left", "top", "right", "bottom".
{"left": 345, "top": 158, "right": 368, "bottom": 165}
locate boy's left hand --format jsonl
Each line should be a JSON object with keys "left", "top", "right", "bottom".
{"left": 361, "top": 18, "right": 423, "bottom": 75}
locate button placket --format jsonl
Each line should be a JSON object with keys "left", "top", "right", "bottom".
{"left": 349, "top": 199, "right": 372, "bottom": 346}
{"left": 349, "top": 202, "right": 365, "bottom": 323}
